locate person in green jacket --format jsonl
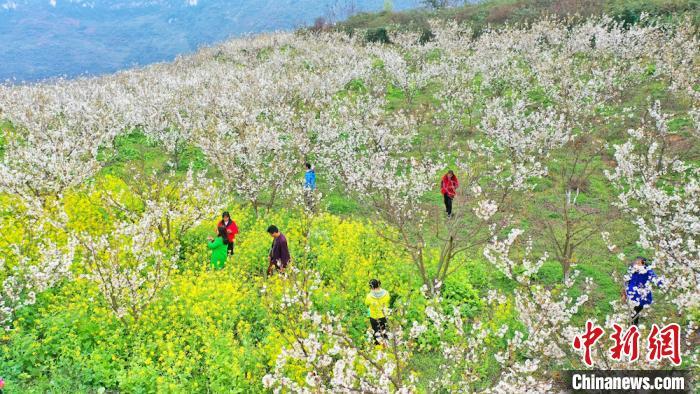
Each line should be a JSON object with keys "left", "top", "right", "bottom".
{"left": 207, "top": 226, "right": 229, "bottom": 270}
{"left": 364, "top": 278, "right": 390, "bottom": 345}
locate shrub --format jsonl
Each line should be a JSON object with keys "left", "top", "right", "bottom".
{"left": 365, "top": 27, "right": 391, "bottom": 44}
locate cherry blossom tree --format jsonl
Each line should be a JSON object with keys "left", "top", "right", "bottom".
{"left": 370, "top": 29, "right": 443, "bottom": 105}
{"left": 79, "top": 167, "right": 223, "bottom": 324}
{"left": 606, "top": 102, "right": 699, "bottom": 315}
{"left": 0, "top": 240, "right": 76, "bottom": 330}
{"left": 262, "top": 267, "right": 422, "bottom": 393}
{"left": 0, "top": 80, "right": 123, "bottom": 330}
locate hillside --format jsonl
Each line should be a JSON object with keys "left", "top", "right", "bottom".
{"left": 0, "top": 2, "right": 698, "bottom": 393}
{"left": 338, "top": 0, "right": 700, "bottom": 33}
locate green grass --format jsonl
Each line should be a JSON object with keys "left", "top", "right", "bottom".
{"left": 98, "top": 130, "right": 212, "bottom": 178}
{"left": 325, "top": 189, "right": 361, "bottom": 215}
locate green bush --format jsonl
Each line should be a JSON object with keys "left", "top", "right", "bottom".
{"left": 365, "top": 27, "right": 391, "bottom": 44}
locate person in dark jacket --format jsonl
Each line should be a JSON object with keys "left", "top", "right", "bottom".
{"left": 207, "top": 226, "right": 229, "bottom": 270}
{"left": 440, "top": 170, "right": 459, "bottom": 218}
{"left": 217, "top": 211, "right": 239, "bottom": 256}
{"left": 624, "top": 256, "right": 663, "bottom": 326}
{"left": 267, "top": 225, "right": 290, "bottom": 275}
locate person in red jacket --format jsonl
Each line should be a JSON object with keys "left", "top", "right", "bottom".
{"left": 217, "top": 211, "right": 239, "bottom": 256}
{"left": 440, "top": 170, "right": 459, "bottom": 218}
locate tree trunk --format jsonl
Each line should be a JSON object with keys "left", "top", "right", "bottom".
{"left": 562, "top": 259, "right": 571, "bottom": 282}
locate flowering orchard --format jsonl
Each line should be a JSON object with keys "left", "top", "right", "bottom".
{"left": 0, "top": 14, "right": 698, "bottom": 393}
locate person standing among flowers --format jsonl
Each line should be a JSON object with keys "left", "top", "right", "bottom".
{"left": 364, "top": 278, "right": 390, "bottom": 346}
{"left": 267, "top": 225, "right": 290, "bottom": 275}
{"left": 207, "top": 226, "right": 229, "bottom": 270}
{"left": 440, "top": 170, "right": 459, "bottom": 218}
{"left": 217, "top": 211, "right": 239, "bottom": 256}
{"left": 304, "top": 162, "right": 317, "bottom": 191}
{"left": 623, "top": 256, "right": 663, "bottom": 326}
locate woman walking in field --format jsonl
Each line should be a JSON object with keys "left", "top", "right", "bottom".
{"left": 440, "top": 170, "right": 459, "bottom": 218}
{"left": 365, "top": 278, "right": 390, "bottom": 346}
{"left": 623, "top": 256, "right": 663, "bottom": 326}
{"left": 207, "top": 226, "right": 229, "bottom": 270}
{"left": 217, "top": 211, "right": 239, "bottom": 256}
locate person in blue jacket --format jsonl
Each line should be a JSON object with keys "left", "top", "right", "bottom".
{"left": 304, "top": 162, "right": 316, "bottom": 190}
{"left": 624, "top": 256, "right": 662, "bottom": 326}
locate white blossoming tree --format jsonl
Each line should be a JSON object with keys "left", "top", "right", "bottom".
{"left": 606, "top": 102, "right": 699, "bottom": 316}
{"left": 78, "top": 167, "right": 224, "bottom": 324}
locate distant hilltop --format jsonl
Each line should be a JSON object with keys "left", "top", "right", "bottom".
{"left": 335, "top": 0, "right": 699, "bottom": 34}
